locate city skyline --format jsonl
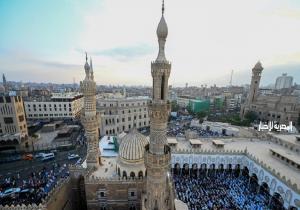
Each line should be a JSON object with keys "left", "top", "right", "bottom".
{"left": 1, "top": 0, "right": 300, "bottom": 86}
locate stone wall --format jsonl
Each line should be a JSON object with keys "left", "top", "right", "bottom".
{"left": 85, "top": 177, "right": 145, "bottom": 210}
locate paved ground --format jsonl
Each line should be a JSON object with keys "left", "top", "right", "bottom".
{"left": 0, "top": 145, "right": 87, "bottom": 180}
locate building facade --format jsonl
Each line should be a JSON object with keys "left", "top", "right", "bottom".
{"left": 24, "top": 92, "right": 83, "bottom": 120}
{"left": 97, "top": 96, "right": 150, "bottom": 135}
{"left": 275, "top": 73, "right": 293, "bottom": 90}
{"left": 0, "top": 95, "right": 28, "bottom": 150}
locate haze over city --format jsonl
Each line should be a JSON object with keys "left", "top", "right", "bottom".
{"left": 1, "top": 0, "right": 300, "bottom": 86}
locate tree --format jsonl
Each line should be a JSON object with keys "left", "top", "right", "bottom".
{"left": 171, "top": 101, "right": 179, "bottom": 112}
{"left": 244, "top": 111, "right": 258, "bottom": 123}
{"left": 196, "top": 111, "right": 207, "bottom": 123}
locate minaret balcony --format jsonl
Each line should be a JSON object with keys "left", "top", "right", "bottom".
{"left": 144, "top": 144, "right": 171, "bottom": 169}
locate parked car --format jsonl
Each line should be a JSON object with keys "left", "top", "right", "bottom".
{"left": 41, "top": 153, "right": 55, "bottom": 161}
{"left": 34, "top": 153, "right": 45, "bottom": 158}
{"left": 68, "top": 154, "right": 79, "bottom": 160}
{"left": 22, "top": 154, "right": 33, "bottom": 160}
{"left": 0, "top": 188, "right": 21, "bottom": 198}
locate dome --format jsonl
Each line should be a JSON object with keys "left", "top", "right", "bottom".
{"left": 156, "top": 15, "right": 168, "bottom": 39}
{"left": 118, "top": 128, "right": 149, "bottom": 162}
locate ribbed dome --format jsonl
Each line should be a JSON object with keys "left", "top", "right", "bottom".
{"left": 118, "top": 129, "right": 149, "bottom": 162}
{"left": 156, "top": 15, "right": 168, "bottom": 39}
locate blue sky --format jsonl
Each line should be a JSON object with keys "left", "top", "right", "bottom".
{"left": 0, "top": 0, "right": 300, "bottom": 86}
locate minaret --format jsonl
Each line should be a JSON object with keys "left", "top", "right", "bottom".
{"left": 145, "top": 1, "right": 173, "bottom": 209}
{"left": 80, "top": 53, "right": 101, "bottom": 168}
{"left": 240, "top": 61, "right": 263, "bottom": 118}
{"left": 248, "top": 61, "right": 263, "bottom": 104}
{"left": 2, "top": 73, "right": 7, "bottom": 92}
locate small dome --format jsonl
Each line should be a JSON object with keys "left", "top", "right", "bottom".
{"left": 118, "top": 128, "right": 148, "bottom": 162}
{"left": 156, "top": 15, "right": 168, "bottom": 39}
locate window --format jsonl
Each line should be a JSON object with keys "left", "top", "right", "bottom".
{"left": 4, "top": 117, "right": 13, "bottom": 124}
{"left": 5, "top": 97, "right": 11, "bottom": 103}
{"left": 18, "top": 115, "right": 24, "bottom": 122}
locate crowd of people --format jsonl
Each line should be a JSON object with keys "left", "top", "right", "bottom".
{"left": 189, "top": 126, "right": 223, "bottom": 138}
{"left": 0, "top": 163, "right": 69, "bottom": 206}
{"left": 173, "top": 171, "right": 284, "bottom": 210}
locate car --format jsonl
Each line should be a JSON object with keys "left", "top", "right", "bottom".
{"left": 22, "top": 154, "right": 33, "bottom": 160}
{"left": 50, "top": 149, "right": 58, "bottom": 154}
{"left": 41, "top": 153, "right": 55, "bottom": 161}
{"left": 34, "top": 152, "right": 45, "bottom": 158}
{"left": 68, "top": 154, "right": 80, "bottom": 160}
{"left": 0, "top": 188, "right": 21, "bottom": 198}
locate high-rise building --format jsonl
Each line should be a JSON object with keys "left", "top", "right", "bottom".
{"left": 275, "top": 73, "right": 293, "bottom": 89}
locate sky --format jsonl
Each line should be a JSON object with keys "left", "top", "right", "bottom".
{"left": 0, "top": 0, "right": 300, "bottom": 87}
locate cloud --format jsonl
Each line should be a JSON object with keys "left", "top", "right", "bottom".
{"left": 76, "top": 44, "right": 154, "bottom": 62}
{"left": 94, "top": 44, "right": 154, "bottom": 59}
{"left": 1, "top": 0, "right": 300, "bottom": 86}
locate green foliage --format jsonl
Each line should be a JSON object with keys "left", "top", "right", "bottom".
{"left": 32, "top": 133, "right": 38, "bottom": 138}
{"left": 208, "top": 113, "right": 251, "bottom": 126}
{"left": 197, "top": 111, "right": 207, "bottom": 119}
{"left": 244, "top": 111, "right": 258, "bottom": 123}
{"left": 171, "top": 101, "right": 179, "bottom": 112}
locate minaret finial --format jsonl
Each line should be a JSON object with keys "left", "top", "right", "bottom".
{"left": 162, "top": 0, "right": 165, "bottom": 15}
{"left": 85, "top": 52, "right": 88, "bottom": 62}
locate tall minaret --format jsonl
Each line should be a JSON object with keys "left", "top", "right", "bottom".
{"left": 80, "top": 53, "right": 101, "bottom": 169}
{"left": 2, "top": 73, "right": 7, "bottom": 92}
{"left": 145, "top": 1, "right": 173, "bottom": 209}
{"left": 248, "top": 61, "right": 263, "bottom": 104}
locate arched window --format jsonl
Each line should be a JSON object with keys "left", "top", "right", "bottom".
{"left": 123, "top": 171, "right": 127, "bottom": 178}
{"left": 138, "top": 171, "right": 143, "bottom": 178}
{"left": 161, "top": 74, "right": 165, "bottom": 100}
{"left": 130, "top": 172, "right": 135, "bottom": 178}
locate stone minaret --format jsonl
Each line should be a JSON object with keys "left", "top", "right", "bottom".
{"left": 145, "top": 1, "right": 173, "bottom": 209}
{"left": 80, "top": 53, "right": 101, "bottom": 169}
{"left": 2, "top": 73, "right": 7, "bottom": 92}
{"left": 248, "top": 61, "right": 263, "bottom": 104}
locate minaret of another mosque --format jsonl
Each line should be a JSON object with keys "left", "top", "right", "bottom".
{"left": 145, "top": 1, "right": 173, "bottom": 209}
{"left": 80, "top": 53, "right": 101, "bottom": 168}
{"left": 2, "top": 73, "right": 7, "bottom": 92}
{"left": 248, "top": 61, "right": 263, "bottom": 104}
